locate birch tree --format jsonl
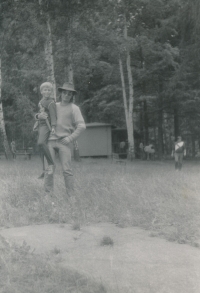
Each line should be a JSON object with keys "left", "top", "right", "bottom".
{"left": 45, "top": 14, "right": 56, "bottom": 100}
{"left": 119, "top": 14, "right": 135, "bottom": 160}
{"left": 111, "top": 0, "right": 136, "bottom": 160}
{"left": 39, "top": 0, "right": 56, "bottom": 100}
{"left": 0, "top": 59, "right": 12, "bottom": 158}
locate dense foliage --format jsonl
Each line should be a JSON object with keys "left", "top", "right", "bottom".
{"left": 0, "top": 0, "right": 199, "bottom": 157}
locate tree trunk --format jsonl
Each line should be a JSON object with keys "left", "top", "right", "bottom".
{"left": 0, "top": 58, "right": 12, "bottom": 159}
{"left": 122, "top": 16, "right": 135, "bottom": 160}
{"left": 191, "top": 135, "right": 195, "bottom": 158}
{"left": 157, "top": 79, "right": 164, "bottom": 159}
{"left": 64, "top": 62, "right": 74, "bottom": 86}
{"left": 126, "top": 51, "right": 134, "bottom": 160}
{"left": 45, "top": 14, "right": 57, "bottom": 101}
{"left": 174, "top": 107, "right": 179, "bottom": 139}
{"left": 163, "top": 119, "right": 168, "bottom": 155}
{"left": 67, "top": 62, "right": 74, "bottom": 84}
{"left": 64, "top": 26, "right": 73, "bottom": 84}
{"left": 119, "top": 57, "right": 128, "bottom": 127}
{"left": 154, "top": 127, "right": 157, "bottom": 146}
{"left": 140, "top": 102, "right": 144, "bottom": 141}
{"left": 157, "top": 116, "right": 163, "bottom": 159}
{"left": 119, "top": 56, "right": 134, "bottom": 160}
{"left": 66, "top": 61, "right": 81, "bottom": 162}
{"left": 143, "top": 99, "right": 149, "bottom": 146}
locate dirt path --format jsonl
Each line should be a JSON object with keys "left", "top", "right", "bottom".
{"left": 1, "top": 223, "right": 200, "bottom": 293}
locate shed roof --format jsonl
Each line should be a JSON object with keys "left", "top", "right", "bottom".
{"left": 112, "top": 128, "right": 126, "bottom": 131}
{"left": 86, "top": 122, "right": 112, "bottom": 128}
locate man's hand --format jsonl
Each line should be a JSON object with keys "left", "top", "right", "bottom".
{"left": 59, "top": 137, "right": 70, "bottom": 146}
{"left": 51, "top": 127, "right": 55, "bottom": 134}
{"left": 38, "top": 112, "right": 48, "bottom": 120}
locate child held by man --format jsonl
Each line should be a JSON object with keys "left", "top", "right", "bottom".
{"left": 34, "top": 82, "right": 56, "bottom": 175}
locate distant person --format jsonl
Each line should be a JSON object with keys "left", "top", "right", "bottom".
{"left": 10, "top": 140, "right": 16, "bottom": 160}
{"left": 37, "top": 82, "right": 86, "bottom": 196}
{"left": 171, "top": 136, "right": 186, "bottom": 170}
{"left": 139, "top": 142, "right": 144, "bottom": 159}
{"left": 120, "top": 141, "right": 125, "bottom": 152}
{"left": 34, "top": 82, "right": 57, "bottom": 177}
{"left": 144, "top": 144, "right": 155, "bottom": 160}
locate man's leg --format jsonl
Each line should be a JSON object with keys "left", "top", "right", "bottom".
{"left": 58, "top": 141, "right": 82, "bottom": 223}
{"left": 178, "top": 153, "right": 183, "bottom": 170}
{"left": 38, "top": 152, "right": 45, "bottom": 179}
{"left": 44, "top": 140, "right": 56, "bottom": 193}
{"left": 58, "top": 142, "right": 73, "bottom": 196}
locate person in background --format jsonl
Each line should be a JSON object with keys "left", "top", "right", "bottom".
{"left": 144, "top": 144, "right": 155, "bottom": 160}
{"left": 37, "top": 82, "right": 86, "bottom": 197}
{"left": 171, "top": 136, "right": 186, "bottom": 171}
{"left": 11, "top": 140, "right": 16, "bottom": 160}
{"left": 119, "top": 141, "right": 126, "bottom": 153}
{"left": 139, "top": 141, "right": 144, "bottom": 160}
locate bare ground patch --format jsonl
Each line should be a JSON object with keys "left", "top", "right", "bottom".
{"left": 1, "top": 223, "right": 200, "bottom": 293}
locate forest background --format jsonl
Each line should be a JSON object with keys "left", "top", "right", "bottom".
{"left": 0, "top": 0, "right": 199, "bottom": 159}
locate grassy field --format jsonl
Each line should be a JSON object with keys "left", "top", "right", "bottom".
{"left": 1, "top": 156, "right": 200, "bottom": 245}
{"left": 1, "top": 156, "right": 200, "bottom": 292}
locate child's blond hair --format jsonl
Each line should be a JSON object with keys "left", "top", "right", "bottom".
{"left": 40, "top": 82, "right": 53, "bottom": 92}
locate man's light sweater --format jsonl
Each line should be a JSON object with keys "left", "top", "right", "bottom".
{"left": 49, "top": 102, "right": 86, "bottom": 143}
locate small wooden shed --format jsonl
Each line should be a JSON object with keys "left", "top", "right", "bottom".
{"left": 77, "top": 122, "right": 112, "bottom": 157}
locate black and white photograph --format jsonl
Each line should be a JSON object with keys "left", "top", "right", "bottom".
{"left": 0, "top": 0, "right": 200, "bottom": 292}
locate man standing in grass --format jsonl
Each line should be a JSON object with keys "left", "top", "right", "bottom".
{"left": 171, "top": 136, "right": 186, "bottom": 171}
{"left": 38, "top": 82, "right": 86, "bottom": 197}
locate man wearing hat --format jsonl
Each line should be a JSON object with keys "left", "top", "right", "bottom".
{"left": 38, "top": 82, "right": 86, "bottom": 196}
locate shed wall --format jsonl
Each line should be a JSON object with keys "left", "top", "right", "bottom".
{"left": 77, "top": 126, "right": 112, "bottom": 157}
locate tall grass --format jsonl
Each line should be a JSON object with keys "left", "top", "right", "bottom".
{"left": 0, "top": 157, "right": 200, "bottom": 245}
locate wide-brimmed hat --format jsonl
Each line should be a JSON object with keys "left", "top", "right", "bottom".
{"left": 58, "top": 82, "right": 77, "bottom": 93}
